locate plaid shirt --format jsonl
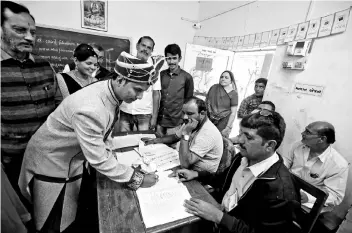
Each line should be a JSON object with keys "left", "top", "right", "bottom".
{"left": 237, "top": 94, "right": 263, "bottom": 118}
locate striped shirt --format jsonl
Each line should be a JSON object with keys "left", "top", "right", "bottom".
{"left": 1, "top": 49, "right": 62, "bottom": 161}
{"left": 237, "top": 94, "right": 263, "bottom": 118}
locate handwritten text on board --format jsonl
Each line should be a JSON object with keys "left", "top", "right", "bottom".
{"left": 294, "top": 83, "right": 325, "bottom": 97}
{"left": 195, "top": 57, "right": 213, "bottom": 71}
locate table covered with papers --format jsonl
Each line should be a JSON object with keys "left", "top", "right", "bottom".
{"left": 97, "top": 131, "right": 220, "bottom": 233}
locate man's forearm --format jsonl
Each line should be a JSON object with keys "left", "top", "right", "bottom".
{"left": 179, "top": 139, "right": 192, "bottom": 168}
{"left": 152, "top": 90, "right": 160, "bottom": 117}
{"left": 155, "top": 134, "right": 179, "bottom": 145}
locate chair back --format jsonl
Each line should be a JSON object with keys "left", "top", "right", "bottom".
{"left": 292, "top": 173, "right": 328, "bottom": 233}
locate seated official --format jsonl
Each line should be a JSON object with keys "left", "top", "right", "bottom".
{"left": 171, "top": 110, "right": 300, "bottom": 233}
{"left": 143, "top": 97, "right": 223, "bottom": 173}
{"left": 284, "top": 121, "right": 348, "bottom": 211}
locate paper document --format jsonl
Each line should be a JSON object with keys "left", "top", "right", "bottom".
{"left": 114, "top": 150, "right": 142, "bottom": 167}
{"left": 136, "top": 171, "right": 193, "bottom": 228}
{"left": 136, "top": 143, "right": 180, "bottom": 172}
{"left": 112, "top": 134, "right": 156, "bottom": 149}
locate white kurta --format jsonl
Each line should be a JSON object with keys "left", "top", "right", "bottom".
{"left": 18, "top": 80, "right": 135, "bottom": 231}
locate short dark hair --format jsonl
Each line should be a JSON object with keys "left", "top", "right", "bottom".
{"left": 90, "top": 43, "right": 104, "bottom": 52}
{"left": 137, "top": 36, "right": 155, "bottom": 50}
{"left": 255, "top": 78, "right": 268, "bottom": 86}
{"left": 73, "top": 43, "right": 98, "bottom": 62}
{"left": 164, "top": 44, "right": 181, "bottom": 57}
{"left": 260, "top": 101, "right": 276, "bottom": 111}
{"left": 317, "top": 125, "right": 336, "bottom": 144}
{"left": 185, "top": 96, "right": 207, "bottom": 113}
{"left": 240, "top": 110, "right": 286, "bottom": 150}
{"left": 1, "top": 1, "right": 35, "bottom": 26}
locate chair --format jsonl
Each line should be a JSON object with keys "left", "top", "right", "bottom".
{"left": 292, "top": 173, "right": 329, "bottom": 233}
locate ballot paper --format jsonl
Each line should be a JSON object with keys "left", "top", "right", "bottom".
{"left": 112, "top": 134, "right": 156, "bottom": 149}
{"left": 114, "top": 150, "right": 142, "bottom": 167}
{"left": 136, "top": 171, "right": 193, "bottom": 228}
{"left": 136, "top": 142, "right": 180, "bottom": 172}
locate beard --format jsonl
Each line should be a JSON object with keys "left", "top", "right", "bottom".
{"left": 1, "top": 30, "right": 33, "bottom": 54}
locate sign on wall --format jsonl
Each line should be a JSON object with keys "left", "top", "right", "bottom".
{"left": 293, "top": 83, "right": 325, "bottom": 97}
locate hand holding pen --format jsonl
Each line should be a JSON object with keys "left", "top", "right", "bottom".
{"left": 168, "top": 169, "right": 199, "bottom": 182}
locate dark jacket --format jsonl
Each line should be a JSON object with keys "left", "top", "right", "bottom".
{"left": 198, "top": 153, "right": 301, "bottom": 233}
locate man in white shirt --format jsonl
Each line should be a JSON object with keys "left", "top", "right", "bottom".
{"left": 284, "top": 121, "right": 349, "bottom": 211}
{"left": 117, "top": 36, "right": 162, "bottom": 132}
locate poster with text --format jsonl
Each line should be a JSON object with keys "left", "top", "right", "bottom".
{"left": 295, "top": 22, "right": 309, "bottom": 40}
{"left": 306, "top": 18, "right": 321, "bottom": 39}
{"left": 331, "top": 8, "right": 350, "bottom": 34}
{"left": 284, "top": 24, "right": 298, "bottom": 42}
{"left": 184, "top": 43, "right": 234, "bottom": 99}
{"left": 260, "top": 31, "right": 271, "bottom": 47}
{"left": 269, "top": 29, "right": 280, "bottom": 45}
{"left": 318, "top": 14, "right": 334, "bottom": 37}
{"left": 254, "top": 33, "right": 262, "bottom": 47}
{"left": 277, "top": 27, "right": 288, "bottom": 45}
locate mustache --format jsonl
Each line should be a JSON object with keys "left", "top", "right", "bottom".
{"left": 20, "top": 42, "right": 34, "bottom": 46}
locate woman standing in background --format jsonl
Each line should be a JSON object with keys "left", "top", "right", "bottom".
{"left": 206, "top": 70, "right": 238, "bottom": 138}
{"left": 56, "top": 43, "right": 98, "bottom": 99}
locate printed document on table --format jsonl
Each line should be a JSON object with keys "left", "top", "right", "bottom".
{"left": 136, "top": 171, "right": 193, "bottom": 228}
{"left": 136, "top": 143, "right": 180, "bottom": 171}
{"left": 112, "top": 134, "right": 156, "bottom": 149}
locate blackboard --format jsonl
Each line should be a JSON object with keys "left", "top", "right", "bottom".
{"left": 33, "top": 25, "right": 131, "bottom": 72}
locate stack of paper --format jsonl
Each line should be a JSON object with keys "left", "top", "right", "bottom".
{"left": 136, "top": 143, "right": 180, "bottom": 172}
{"left": 136, "top": 171, "right": 193, "bottom": 228}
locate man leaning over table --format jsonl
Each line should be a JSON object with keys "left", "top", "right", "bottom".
{"left": 18, "top": 52, "right": 160, "bottom": 233}
{"left": 143, "top": 96, "right": 223, "bottom": 173}
{"left": 170, "top": 110, "right": 301, "bottom": 233}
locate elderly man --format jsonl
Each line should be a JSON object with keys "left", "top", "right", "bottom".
{"left": 284, "top": 121, "right": 348, "bottom": 211}
{"left": 143, "top": 96, "right": 223, "bottom": 173}
{"left": 171, "top": 110, "right": 300, "bottom": 233}
{"left": 1, "top": 1, "right": 62, "bottom": 188}
{"left": 117, "top": 36, "right": 162, "bottom": 132}
{"left": 18, "top": 52, "right": 161, "bottom": 233}
{"left": 237, "top": 78, "right": 267, "bottom": 118}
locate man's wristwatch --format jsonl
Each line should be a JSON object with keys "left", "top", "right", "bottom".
{"left": 182, "top": 134, "right": 190, "bottom": 141}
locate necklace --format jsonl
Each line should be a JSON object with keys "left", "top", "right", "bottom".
{"left": 72, "top": 71, "right": 92, "bottom": 87}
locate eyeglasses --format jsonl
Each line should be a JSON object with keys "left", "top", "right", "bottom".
{"left": 258, "top": 109, "right": 273, "bottom": 117}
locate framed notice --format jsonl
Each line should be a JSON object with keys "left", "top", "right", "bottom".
{"left": 331, "top": 8, "right": 350, "bottom": 34}
{"left": 306, "top": 18, "right": 321, "bottom": 39}
{"left": 284, "top": 24, "right": 298, "bottom": 42}
{"left": 269, "top": 29, "right": 280, "bottom": 45}
{"left": 295, "top": 22, "right": 309, "bottom": 40}
{"left": 277, "top": 27, "right": 288, "bottom": 45}
{"left": 318, "top": 14, "right": 334, "bottom": 37}
{"left": 81, "top": 0, "right": 108, "bottom": 31}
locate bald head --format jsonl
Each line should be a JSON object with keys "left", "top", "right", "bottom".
{"left": 309, "top": 121, "right": 335, "bottom": 144}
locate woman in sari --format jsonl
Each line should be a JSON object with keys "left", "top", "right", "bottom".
{"left": 206, "top": 70, "right": 238, "bottom": 138}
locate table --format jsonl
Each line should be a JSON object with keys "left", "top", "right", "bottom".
{"left": 97, "top": 131, "right": 220, "bottom": 233}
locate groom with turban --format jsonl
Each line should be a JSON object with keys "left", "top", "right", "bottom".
{"left": 18, "top": 52, "right": 164, "bottom": 233}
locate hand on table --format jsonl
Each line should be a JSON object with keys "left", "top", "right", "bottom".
{"left": 184, "top": 198, "right": 223, "bottom": 224}
{"left": 168, "top": 169, "right": 198, "bottom": 182}
{"left": 141, "top": 137, "right": 156, "bottom": 146}
{"left": 140, "top": 173, "right": 159, "bottom": 188}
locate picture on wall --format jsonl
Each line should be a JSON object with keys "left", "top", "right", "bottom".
{"left": 81, "top": 0, "right": 108, "bottom": 31}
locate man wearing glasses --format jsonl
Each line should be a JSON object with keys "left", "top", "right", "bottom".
{"left": 157, "top": 43, "right": 194, "bottom": 137}
{"left": 171, "top": 110, "right": 300, "bottom": 233}
{"left": 284, "top": 121, "right": 348, "bottom": 212}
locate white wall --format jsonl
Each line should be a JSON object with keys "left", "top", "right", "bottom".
{"left": 197, "top": 1, "right": 352, "bottom": 217}
{"left": 18, "top": 1, "right": 200, "bottom": 67}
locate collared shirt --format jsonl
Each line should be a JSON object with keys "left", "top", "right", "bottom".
{"left": 284, "top": 141, "right": 349, "bottom": 208}
{"left": 120, "top": 72, "right": 161, "bottom": 115}
{"left": 222, "top": 153, "right": 279, "bottom": 212}
{"left": 158, "top": 66, "right": 194, "bottom": 127}
{"left": 237, "top": 93, "right": 263, "bottom": 118}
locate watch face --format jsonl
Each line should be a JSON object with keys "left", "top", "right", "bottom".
{"left": 183, "top": 135, "right": 190, "bottom": 141}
